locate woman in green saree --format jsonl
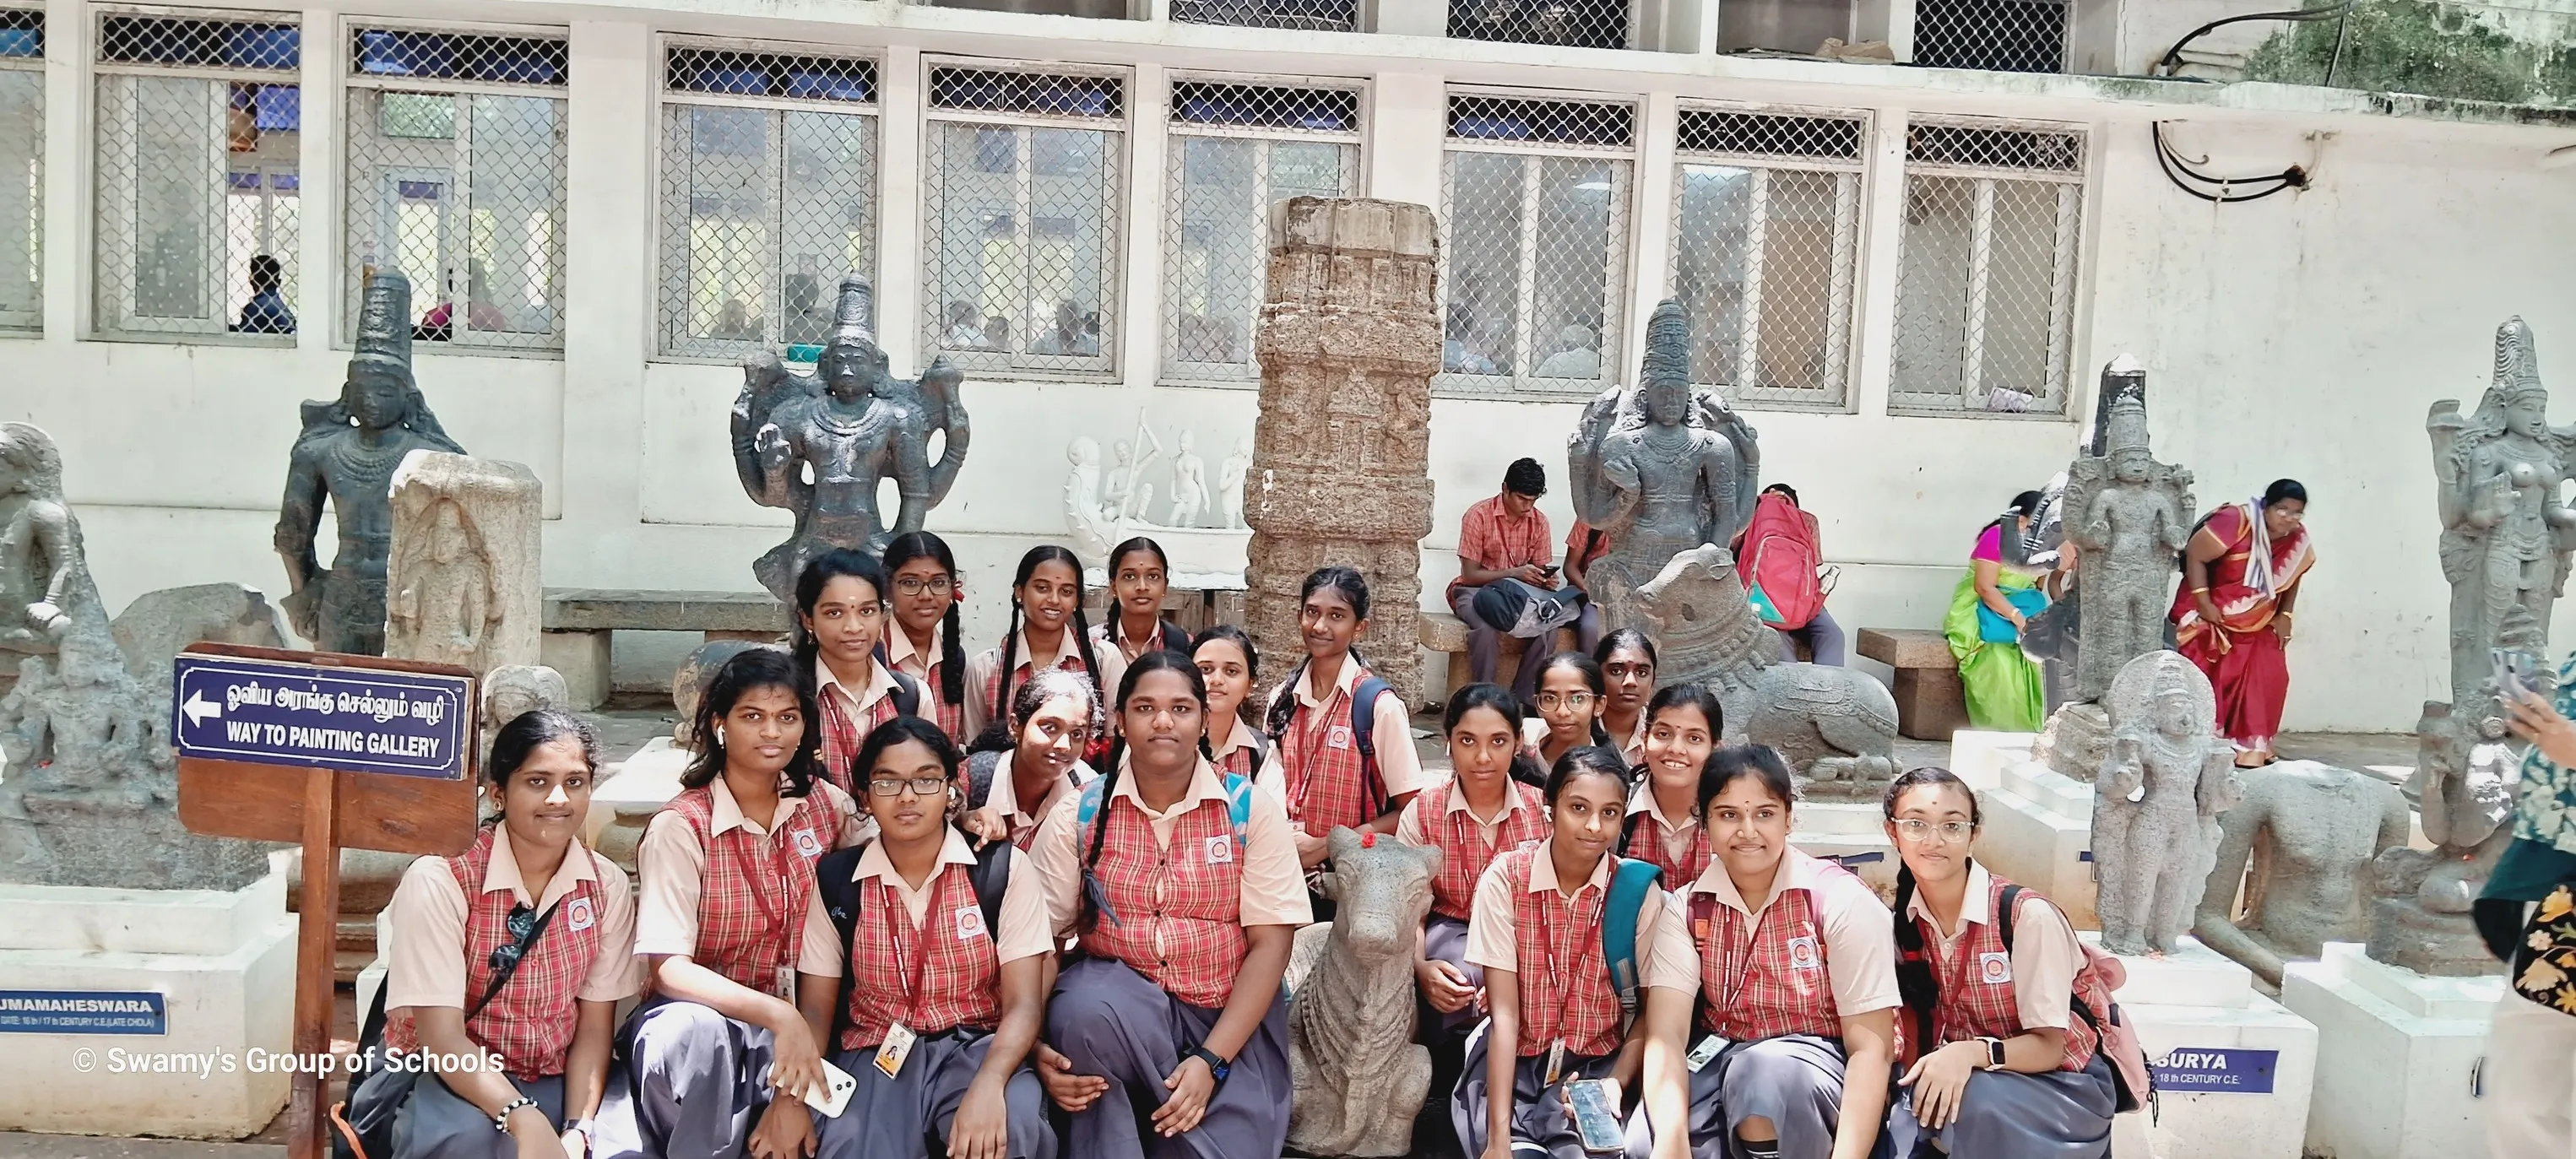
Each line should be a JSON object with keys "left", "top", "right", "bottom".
{"left": 1943, "top": 491, "right": 2051, "bottom": 732}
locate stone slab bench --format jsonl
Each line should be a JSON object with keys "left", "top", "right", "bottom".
{"left": 1856, "top": 627, "right": 1966, "bottom": 742}
{"left": 541, "top": 588, "right": 789, "bottom": 708}
{"left": 1419, "top": 609, "right": 1575, "bottom": 704}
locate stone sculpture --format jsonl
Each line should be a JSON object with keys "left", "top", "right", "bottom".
{"left": 1284, "top": 827, "right": 1440, "bottom": 1158}
{"left": 1635, "top": 544, "right": 1900, "bottom": 792}
{"left": 1245, "top": 198, "right": 1438, "bottom": 705}
{"left": 1063, "top": 432, "right": 1252, "bottom": 582}
{"left": 2193, "top": 761, "right": 2411, "bottom": 986}
{"left": 386, "top": 452, "right": 540, "bottom": 676}
{"left": 2426, "top": 317, "right": 2576, "bottom": 713}
{"left": 2061, "top": 359, "right": 2194, "bottom": 704}
{"left": 2091, "top": 651, "right": 2241, "bottom": 956}
{"left": 735, "top": 275, "right": 970, "bottom": 600}
{"left": 2369, "top": 609, "right": 2532, "bottom": 975}
{"left": 1567, "top": 300, "right": 1762, "bottom": 634}
{"left": 1104, "top": 438, "right": 1157, "bottom": 524}
{"left": 1218, "top": 436, "right": 1252, "bottom": 530}
{"left": 0, "top": 424, "right": 268, "bottom": 890}
{"left": 109, "top": 584, "right": 288, "bottom": 686}
{"left": 480, "top": 664, "right": 572, "bottom": 766}
{"left": 276, "top": 271, "right": 467, "bottom": 654}
{"left": 1169, "top": 431, "right": 1209, "bottom": 528}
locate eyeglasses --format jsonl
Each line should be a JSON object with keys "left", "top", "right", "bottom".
{"left": 894, "top": 576, "right": 955, "bottom": 597}
{"left": 868, "top": 776, "right": 952, "bottom": 798}
{"left": 1535, "top": 692, "right": 1597, "bottom": 710}
{"left": 489, "top": 903, "right": 537, "bottom": 972}
{"left": 1892, "top": 819, "right": 1975, "bottom": 844}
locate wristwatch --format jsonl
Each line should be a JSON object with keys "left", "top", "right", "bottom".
{"left": 1979, "top": 1037, "right": 2007, "bottom": 1071}
{"left": 1183, "top": 1043, "right": 1233, "bottom": 1086}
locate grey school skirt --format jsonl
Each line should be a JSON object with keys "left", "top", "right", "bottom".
{"left": 1884, "top": 1053, "right": 2114, "bottom": 1159}
{"left": 1046, "top": 956, "right": 1292, "bottom": 1159}
{"left": 1421, "top": 915, "right": 1486, "bottom": 1038}
{"left": 388, "top": 1072, "right": 567, "bottom": 1159}
{"left": 590, "top": 996, "right": 776, "bottom": 1159}
{"left": 1657, "top": 1032, "right": 1855, "bottom": 1159}
{"left": 816, "top": 1027, "right": 1055, "bottom": 1159}
{"left": 1449, "top": 1020, "right": 1650, "bottom": 1159}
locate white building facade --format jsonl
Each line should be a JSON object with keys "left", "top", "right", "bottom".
{"left": 3, "top": 0, "right": 2572, "bottom": 731}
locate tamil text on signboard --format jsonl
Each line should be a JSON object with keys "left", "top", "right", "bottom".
{"left": 171, "top": 654, "right": 472, "bottom": 780}
{"left": 2151, "top": 1047, "right": 2278, "bottom": 1094}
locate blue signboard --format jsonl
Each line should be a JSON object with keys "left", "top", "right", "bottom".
{"left": 2151, "top": 1047, "right": 2278, "bottom": 1094}
{"left": 0, "top": 990, "right": 166, "bottom": 1034}
{"left": 171, "top": 654, "right": 470, "bottom": 780}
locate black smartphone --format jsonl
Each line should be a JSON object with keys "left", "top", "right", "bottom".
{"left": 1539, "top": 563, "right": 1561, "bottom": 577}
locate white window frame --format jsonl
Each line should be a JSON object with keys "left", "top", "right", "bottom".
{"left": 341, "top": 17, "right": 570, "bottom": 355}
{"left": 1158, "top": 72, "right": 1364, "bottom": 387}
{"left": 90, "top": 7, "right": 300, "bottom": 344}
{"left": 918, "top": 57, "right": 1131, "bottom": 382}
{"left": 652, "top": 35, "right": 881, "bottom": 363}
{"left": 1667, "top": 101, "right": 1870, "bottom": 413}
{"left": 1436, "top": 86, "right": 1639, "bottom": 398}
{"left": 0, "top": 7, "right": 41, "bottom": 333}
{"left": 1889, "top": 114, "right": 2087, "bottom": 417}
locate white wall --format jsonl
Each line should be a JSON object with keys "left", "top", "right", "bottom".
{"left": 4, "top": 0, "right": 2573, "bottom": 733}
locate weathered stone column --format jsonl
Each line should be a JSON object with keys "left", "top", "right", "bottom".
{"left": 1246, "top": 198, "right": 1439, "bottom": 706}
{"left": 385, "top": 451, "right": 543, "bottom": 677}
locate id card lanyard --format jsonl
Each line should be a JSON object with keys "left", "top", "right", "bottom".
{"left": 1543, "top": 882, "right": 1603, "bottom": 1087}
{"left": 723, "top": 810, "right": 800, "bottom": 999}
{"left": 874, "top": 878, "right": 941, "bottom": 1079}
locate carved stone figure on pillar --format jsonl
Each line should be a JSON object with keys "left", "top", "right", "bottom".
{"left": 2062, "top": 362, "right": 2194, "bottom": 704}
{"left": 1567, "top": 300, "right": 1762, "bottom": 633}
{"left": 2426, "top": 317, "right": 2576, "bottom": 714}
{"left": 2091, "top": 651, "right": 2241, "bottom": 956}
{"left": 274, "top": 270, "right": 466, "bottom": 653}
{"left": 734, "top": 275, "right": 970, "bottom": 600}
{"left": 2194, "top": 761, "right": 2411, "bottom": 986}
{"left": 385, "top": 451, "right": 541, "bottom": 676}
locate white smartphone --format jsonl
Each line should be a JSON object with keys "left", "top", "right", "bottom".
{"left": 803, "top": 1058, "right": 858, "bottom": 1119}
{"left": 1566, "top": 1078, "right": 1624, "bottom": 1154}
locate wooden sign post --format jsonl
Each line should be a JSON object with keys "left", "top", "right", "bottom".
{"left": 173, "top": 643, "right": 480, "bottom": 1159}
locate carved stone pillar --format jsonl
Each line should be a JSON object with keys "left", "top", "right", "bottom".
{"left": 1246, "top": 198, "right": 1439, "bottom": 707}
{"left": 385, "top": 451, "right": 543, "bottom": 677}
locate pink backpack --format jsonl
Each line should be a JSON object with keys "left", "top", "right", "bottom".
{"left": 2018, "top": 889, "right": 2157, "bottom": 1118}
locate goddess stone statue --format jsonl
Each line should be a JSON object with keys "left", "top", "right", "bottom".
{"left": 275, "top": 271, "right": 465, "bottom": 654}
{"left": 735, "top": 275, "right": 970, "bottom": 600}
{"left": 1568, "top": 300, "right": 1761, "bottom": 632}
{"left": 2063, "top": 371, "right": 2194, "bottom": 703}
{"left": 2427, "top": 317, "right": 2576, "bottom": 714}
{"left": 2092, "top": 650, "right": 2242, "bottom": 956}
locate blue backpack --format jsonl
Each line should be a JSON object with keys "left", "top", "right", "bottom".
{"left": 1072, "top": 771, "right": 1257, "bottom": 929}
{"left": 1599, "top": 857, "right": 1666, "bottom": 1032}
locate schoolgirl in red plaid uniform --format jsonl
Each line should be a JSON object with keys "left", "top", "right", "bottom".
{"left": 1455, "top": 746, "right": 1699, "bottom": 1159}
{"left": 793, "top": 717, "right": 1057, "bottom": 1159}
{"left": 1399, "top": 685, "right": 1553, "bottom": 1065}
{"left": 1191, "top": 626, "right": 1266, "bottom": 781}
{"left": 1881, "top": 768, "right": 2118, "bottom": 1159}
{"left": 795, "top": 550, "right": 926, "bottom": 793}
{"left": 1642, "top": 745, "right": 1901, "bottom": 1159}
{"left": 594, "top": 649, "right": 856, "bottom": 1159}
{"left": 1030, "top": 652, "right": 1311, "bottom": 1159}
{"left": 1622, "top": 685, "right": 1724, "bottom": 885}
{"left": 1256, "top": 569, "right": 1425, "bottom": 918}
{"left": 881, "top": 532, "right": 973, "bottom": 744}
{"left": 962, "top": 546, "right": 1103, "bottom": 747}
{"left": 370, "top": 711, "right": 637, "bottom": 1159}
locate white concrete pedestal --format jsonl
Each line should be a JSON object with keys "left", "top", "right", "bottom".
{"left": 2103, "top": 935, "right": 2318, "bottom": 1159}
{"left": 1975, "top": 759, "right": 2098, "bottom": 928}
{"left": 1946, "top": 728, "right": 2036, "bottom": 792}
{"left": 2280, "top": 943, "right": 2503, "bottom": 1159}
{"left": 0, "top": 870, "right": 298, "bottom": 1137}
{"left": 1789, "top": 800, "right": 1898, "bottom": 901}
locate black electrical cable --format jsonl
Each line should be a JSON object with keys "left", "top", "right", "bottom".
{"left": 2152, "top": 122, "right": 2309, "bottom": 203}
{"left": 2154, "top": 1, "right": 2356, "bottom": 78}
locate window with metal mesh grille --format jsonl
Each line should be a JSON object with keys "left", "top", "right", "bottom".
{"left": 0, "top": 8, "right": 41, "bottom": 333}
{"left": 1669, "top": 106, "right": 1868, "bottom": 410}
{"left": 1912, "top": 0, "right": 2069, "bottom": 74}
{"left": 1890, "top": 117, "right": 2085, "bottom": 415}
{"left": 344, "top": 25, "right": 569, "bottom": 355}
{"left": 923, "top": 64, "right": 1126, "bottom": 378}
{"left": 1171, "top": 0, "right": 1357, "bottom": 31}
{"left": 1448, "top": 0, "right": 1630, "bottom": 49}
{"left": 92, "top": 12, "right": 301, "bottom": 342}
{"left": 1162, "top": 79, "right": 1359, "bottom": 384}
{"left": 658, "top": 42, "right": 878, "bottom": 362}
{"left": 1440, "top": 94, "right": 1635, "bottom": 395}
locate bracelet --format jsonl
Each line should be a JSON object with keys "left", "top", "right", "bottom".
{"left": 492, "top": 1097, "right": 539, "bottom": 1134}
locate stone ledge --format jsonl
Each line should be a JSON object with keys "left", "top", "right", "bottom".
{"left": 1856, "top": 626, "right": 1956, "bottom": 670}
{"left": 543, "top": 588, "right": 788, "bottom": 633}
{"left": 1418, "top": 610, "right": 1467, "bottom": 653}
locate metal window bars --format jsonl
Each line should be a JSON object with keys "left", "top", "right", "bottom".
{"left": 1438, "top": 93, "right": 1635, "bottom": 396}
{"left": 1911, "top": 0, "right": 2069, "bottom": 74}
{"left": 1889, "top": 117, "right": 2085, "bottom": 416}
{"left": 656, "top": 41, "right": 878, "bottom": 362}
{"left": 1161, "top": 79, "right": 1359, "bottom": 384}
{"left": 91, "top": 11, "right": 300, "bottom": 341}
{"left": 344, "top": 24, "right": 569, "bottom": 354}
{"left": 1668, "top": 106, "right": 1868, "bottom": 410}
{"left": 1448, "top": 0, "right": 1631, "bottom": 49}
{"left": 921, "top": 64, "right": 1125, "bottom": 379}
{"left": 1172, "top": 0, "right": 1358, "bottom": 31}
{"left": 0, "top": 8, "right": 41, "bottom": 333}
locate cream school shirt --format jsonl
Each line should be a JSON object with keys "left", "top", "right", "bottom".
{"left": 1901, "top": 861, "right": 2082, "bottom": 1031}
{"left": 962, "top": 628, "right": 1090, "bottom": 741}
{"left": 1462, "top": 837, "right": 1700, "bottom": 993}
{"left": 385, "top": 827, "right": 641, "bottom": 1010}
{"left": 1253, "top": 658, "right": 1427, "bottom": 807}
{"left": 632, "top": 779, "right": 865, "bottom": 960}
{"left": 795, "top": 827, "right": 1054, "bottom": 975}
{"left": 1028, "top": 756, "right": 1313, "bottom": 936}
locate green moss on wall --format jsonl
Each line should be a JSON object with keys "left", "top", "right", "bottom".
{"left": 2242, "top": 0, "right": 2573, "bottom": 108}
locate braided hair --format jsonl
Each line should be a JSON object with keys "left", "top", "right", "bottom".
{"left": 1262, "top": 566, "right": 1373, "bottom": 744}
{"left": 989, "top": 545, "right": 1104, "bottom": 747}
{"left": 1105, "top": 537, "right": 1191, "bottom": 654}
{"left": 1075, "top": 649, "right": 1212, "bottom": 936}
{"left": 881, "top": 532, "right": 968, "bottom": 713}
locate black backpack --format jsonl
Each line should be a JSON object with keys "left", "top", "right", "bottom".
{"left": 813, "top": 838, "right": 1015, "bottom": 1044}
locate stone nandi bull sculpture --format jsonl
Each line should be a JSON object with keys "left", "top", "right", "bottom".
{"left": 1284, "top": 826, "right": 1441, "bottom": 1157}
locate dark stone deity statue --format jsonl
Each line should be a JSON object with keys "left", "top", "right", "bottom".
{"left": 274, "top": 271, "right": 464, "bottom": 653}
{"left": 1567, "top": 300, "right": 1761, "bottom": 632}
{"left": 734, "top": 275, "right": 970, "bottom": 600}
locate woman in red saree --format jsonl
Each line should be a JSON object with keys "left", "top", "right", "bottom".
{"left": 2171, "top": 479, "right": 2314, "bottom": 768}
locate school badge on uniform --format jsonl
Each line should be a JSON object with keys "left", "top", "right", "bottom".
{"left": 1327, "top": 725, "right": 1354, "bottom": 750}
{"left": 1786, "top": 935, "right": 1820, "bottom": 972}
{"left": 956, "top": 904, "right": 987, "bottom": 941}
{"left": 566, "top": 896, "right": 596, "bottom": 932}
{"left": 792, "top": 828, "right": 823, "bottom": 858}
{"left": 1980, "top": 951, "right": 2013, "bottom": 984}
{"left": 1204, "top": 835, "right": 1235, "bottom": 864}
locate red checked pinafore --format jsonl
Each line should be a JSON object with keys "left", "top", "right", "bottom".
{"left": 664, "top": 786, "right": 832, "bottom": 997}
{"left": 838, "top": 865, "right": 1002, "bottom": 1051}
{"left": 1274, "top": 666, "right": 1380, "bottom": 839}
{"left": 385, "top": 828, "right": 608, "bottom": 1080}
{"left": 1079, "top": 792, "right": 1247, "bottom": 1009}
{"left": 1900, "top": 874, "right": 2102, "bottom": 1071}
{"left": 1418, "top": 780, "right": 1548, "bottom": 922}
{"left": 1691, "top": 860, "right": 1857, "bottom": 1042}
{"left": 1499, "top": 845, "right": 1624, "bottom": 1059}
